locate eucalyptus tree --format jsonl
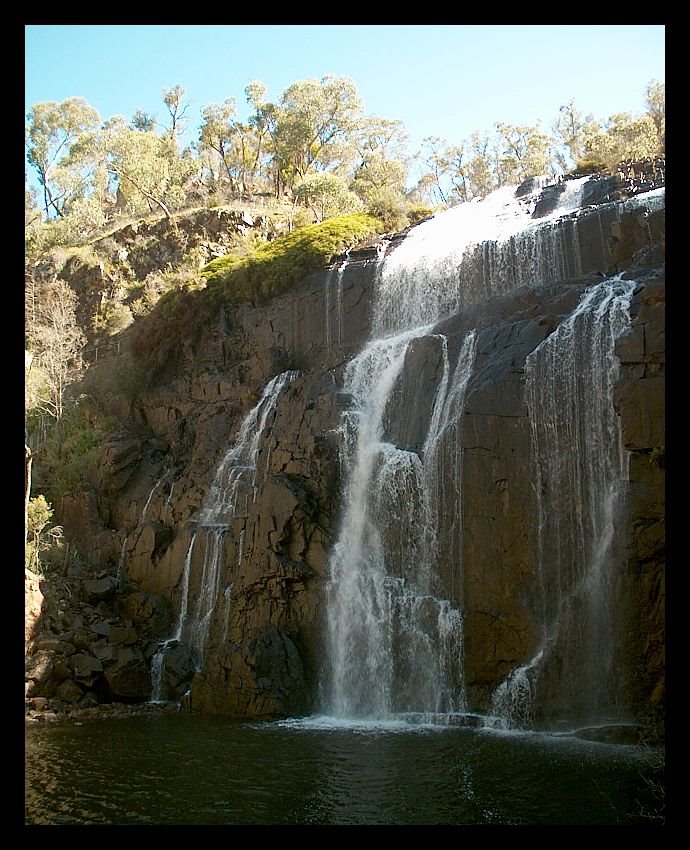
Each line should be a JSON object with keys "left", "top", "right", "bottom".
{"left": 163, "top": 84, "right": 190, "bottom": 141}
{"left": 581, "top": 112, "right": 662, "bottom": 171}
{"left": 644, "top": 80, "right": 665, "bottom": 150}
{"left": 415, "top": 131, "right": 496, "bottom": 203}
{"left": 259, "top": 75, "right": 364, "bottom": 198}
{"left": 351, "top": 116, "right": 409, "bottom": 208}
{"left": 552, "top": 80, "right": 664, "bottom": 173}
{"left": 413, "top": 137, "right": 447, "bottom": 206}
{"left": 131, "top": 108, "right": 157, "bottom": 132}
{"left": 244, "top": 81, "right": 272, "bottom": 190}
{"left": 552, "top": 99, "right": 593, "bottom": 170}
{"left": 463, "top": 132, "right": 497, "bottom": 199}
{"left": 584, "top": 112, "right": 663, "bottom": 169}
{"left": 199, "top": 97, "right": 265, "bottom": 197}
{"left": 494, "top": 122, "right": 555, "bottom": 185}
{"left": 415, "top": 136, "right": 470, "bottom": 206}
{"left": 99, "top": 116, "right": 197, "bottom": 219}
{"left": 25, "top": 97, "right": 102, "bottom": 220}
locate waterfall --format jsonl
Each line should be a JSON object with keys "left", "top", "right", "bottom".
{"left": 489, "top": 276, "right": 636, "bottom": 729}
{"left": 149, "top": 531, "right": 196, "bottom": 703}
{"left": 325, "top": 253, "right": 350, "bottom": 352}
{"left": 142, "top": 469, "right": 169, "bottom": 521}
{"left": 374, "top": 177, "right": 589, "bottom": 336}
{"left": 187, "top": 369, "right": 298, "bottom": 658}
{"left": 321, "top": 177, "right": 617, "bottom": 723}
{"left": 149, "top": 370, "right": 298, "bottom": 701}
{"left": 197, "top": 370, "right": 299, "bottom": 526}
{"left": 116, "top": 536, "right": 128, "bottom": 592}
{"left": 323, "top": 329, "right": 478, "bottom": 719}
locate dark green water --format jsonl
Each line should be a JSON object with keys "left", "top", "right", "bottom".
{"left": 25, "top": 713, "right": 664, "bottom": 826}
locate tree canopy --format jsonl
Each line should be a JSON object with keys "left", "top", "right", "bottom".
{"left": 25, "top": 77, "right": 665, "bottom": 253}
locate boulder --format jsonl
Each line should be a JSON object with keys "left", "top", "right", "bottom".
{"left": 104, "top": 647, "right": 151, "bottom": 700}
{"left": 120, "top": 591, "right": 172, "bottom": 637}
{"left": 155, "top": 642, "right": 197, "bottom": 701}
{"left": 82, "top": 576, "right": 119, "bottom": 604}
{"left": 25, "top": 651, "right": 57, "bottom": 697}
{"left": 71, "top": 653, "right": 104, "bottom": 685}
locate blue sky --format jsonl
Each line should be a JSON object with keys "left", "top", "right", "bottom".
{"left": 25, "top": 24, "right": 666, "bottom": 182}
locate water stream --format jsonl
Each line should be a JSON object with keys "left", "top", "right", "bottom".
{"left": 149, "top": 370, "right": 299, "bottom": 700}
{"left": 321, "top": 178, "right": 637, "bottom": 725}
{"left": 489, "top": 276, "right": 637, "bottom": 728}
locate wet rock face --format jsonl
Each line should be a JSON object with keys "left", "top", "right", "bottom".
{"left": 191, "top": 624, "right": 309, "bottom": 718}
{"left": 37, "top": 175, "right": 664, "bottom": 727}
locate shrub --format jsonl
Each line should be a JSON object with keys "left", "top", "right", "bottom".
{"left": 25, "top": 494, "right": 63, "bottom": 575}
{"left": 31, "top": 396, "right": 112, "bottom": 504}
{"left": 91, "top": 301, "right": 134, "bottom": 337}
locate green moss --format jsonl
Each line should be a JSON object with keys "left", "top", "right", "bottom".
{"left": 127, "top": 213, "right": 384, "bottom": 391}
{"left": 200, "top": 213, "right": 382, "bottom": 305}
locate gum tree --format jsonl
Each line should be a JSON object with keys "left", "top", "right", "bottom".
{"left": 25, "top": 97, "right": 101, "bottom": 220}
{"left": 259, "top": 75, "right": 364, "bottom": 197}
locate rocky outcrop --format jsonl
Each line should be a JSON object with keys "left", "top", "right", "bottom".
{"left": 24, "top": 559, "right": 174, "bottom": 715}
{"left": 616, "top": 273, "right": 665, "bottom": 734}
{"left": 25, "top": 570, "right": 44, "bottom": 652}
{"left": 26, "top": 171, "right": 665, "bottom": 734}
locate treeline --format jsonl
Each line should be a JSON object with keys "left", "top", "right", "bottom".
{"left": 25, "top": 76, "right": 665, "bottom": 255}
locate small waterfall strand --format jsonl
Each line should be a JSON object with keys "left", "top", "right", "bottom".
{"left": 150, "top": 370, "right": 298, "bottom": 700}
{"left": 197, "top": 370, "right": 300, "bottom": 525}
{"left": 489, "top": 276, "right": 636, "bottom": 727}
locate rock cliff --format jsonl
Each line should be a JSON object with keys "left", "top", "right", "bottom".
{"left": 26, "top": 167, "right": 665, "bottom": 736}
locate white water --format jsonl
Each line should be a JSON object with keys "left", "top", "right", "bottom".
{"left": 325, "top": 254, "right": 350, "bottom": 351}
{"left": 190, "top": 369, "right": 299, "bottom": 661}
{"left": 149, "top": 531, "right": 196, "bottom": 703}
{"left": 323, "top": 326, "right": 478, "bottom": 718}
{"left": 197, "top": 370, "right": 299, "bottom": 525}
{"left": 142, "top": 470, "right": 169, "bottom": 521}
{"left": 321, "top": 176, "right": 643, "bottom": 723}
{"left": 488, "top": 276, "right": 636, "bottom": 728}
{"left": 374, "top": 177, "right": 589, "bottom": 336}
{"left": 150, "top": 370, "right": 299, "bottom": 700}
{"left": 116, "top": 536, "right": 128, "bottom": 592}
{"left": 321, "top": 179, "right": 579, "bottom": 718}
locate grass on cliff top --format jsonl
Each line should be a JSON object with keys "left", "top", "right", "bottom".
{"left": 199, "top": 212, "right": 382, "bottom": 306}
{"left": 128, "top": 212, "right": 384, "bottom": 386}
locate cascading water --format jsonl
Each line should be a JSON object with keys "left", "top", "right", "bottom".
{"left": 323, "top": 326, "right": 472, "bottom": 718}
{"left": 325, "top": 252, "right": 350, "bottom": 352}
{"left": 320, "top": 176, "right": 643, "bottom": 724}
{"left": 149, "top": 370, "right": 299, "bottom": 702}
{"left": 320, "top": 178, "right": 663, "bottom": 728}
{"left": 487, "top": 276, "right": 636, "bottom": 729}
{"left": 142, "top": 469, "right": 169, "bottom": 521}
{"left": 116, "top": 536, "right": 128, "bottom": 592}
{"left": 150, "top": 527, "right": 196, "bottom": 703}
{"left": 373, "top": 177, "right": 589, "bottom": 336}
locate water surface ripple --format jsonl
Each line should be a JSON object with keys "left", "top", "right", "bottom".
{"left": 25, "top": 714, "right": 663, "bottom": 825}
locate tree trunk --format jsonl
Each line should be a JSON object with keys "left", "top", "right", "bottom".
{"left": 25, "top": 444, "right": 32, "bottom": 545}
{"left": 109, "top": 167, "right": 177, "bottom": 229}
